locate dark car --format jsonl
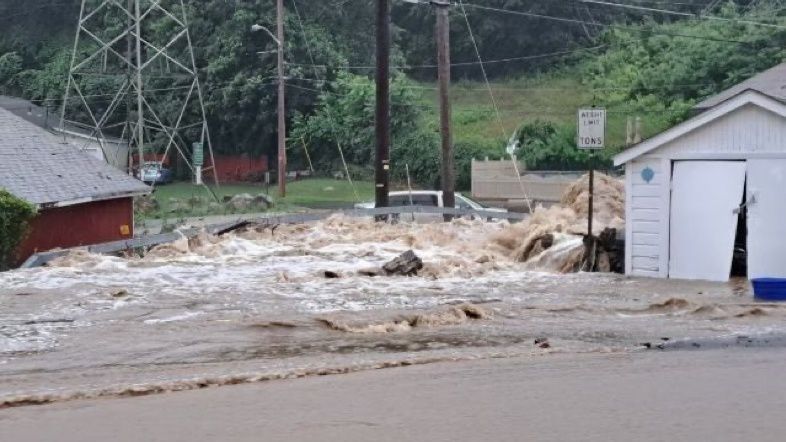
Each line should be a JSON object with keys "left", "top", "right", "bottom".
{"left": 137, "top": 162, "right": 173, "bottom": 185}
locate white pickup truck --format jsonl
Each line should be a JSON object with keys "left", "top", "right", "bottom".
{"left": 354, "top": 191, "right": 508, "bottom": 220}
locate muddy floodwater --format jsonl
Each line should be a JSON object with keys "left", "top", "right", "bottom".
{"left": 1, "top": 217, "right": 784, "bottom": 407}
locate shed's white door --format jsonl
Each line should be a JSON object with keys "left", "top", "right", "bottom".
{"left": 747, "top": 160, "right": 786, "bottom": 279}
{"left": 669, "top": 161, "right": 746, "bottom": 281}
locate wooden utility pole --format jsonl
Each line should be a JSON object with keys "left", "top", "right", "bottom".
{"left": 435, "top": 0, "right": 454, "bottom": 220}
{"left": 277, "top": 0, "right": 287, "bottom": 198}
{"left": 375, "top": 0, "right": 391, "bottom": 211}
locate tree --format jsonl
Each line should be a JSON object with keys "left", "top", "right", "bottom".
{"left": 0, "top": 52, "right": 22, "bottom": 92}
{"left": 290, "top": 72, "right": 423, "bottom": 175}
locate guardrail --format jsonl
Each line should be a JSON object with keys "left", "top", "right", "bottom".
{"left": 20, "top": 207, "right": 529, "bottom": 269}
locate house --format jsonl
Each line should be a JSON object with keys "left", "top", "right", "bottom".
{"left": 0, "top": 107, "right": 149, "bottom": 266}
{"left": 614, "top": 62, "right": 786, "bottom": 282}
{"left": 0, "top": 95, "right": 129, "bottom": 170}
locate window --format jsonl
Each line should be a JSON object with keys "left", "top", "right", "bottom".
{"left": 456, "top": 196, "right": 474, "bottom": 210}
{"left": 390, "top": 194, "right": 438, "bottom": 207}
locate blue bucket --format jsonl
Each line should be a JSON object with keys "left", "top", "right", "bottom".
{"left": 751, "top": 278, "right": 786, "bottom": 301}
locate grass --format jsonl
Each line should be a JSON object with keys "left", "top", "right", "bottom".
{"left": 278, "top": 178, "right": 375, "bottom": 207}
{"left": 418, "top": 73, "right": 675, "bottom": 155}
{"left": 139, "top": 178, "right": 375, "bottom": 220}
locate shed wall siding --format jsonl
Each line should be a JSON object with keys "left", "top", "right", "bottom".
{"left": 658, "top": 104, "right": 786, "bottom": 158}
{"left": 628, "top": 157, "right": 667, "bottom": 277}
{"left": 16, "top": 197, "right": 134, "bottom": 265}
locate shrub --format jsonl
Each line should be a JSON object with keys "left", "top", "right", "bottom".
{"left": 515, "top": 120, "right": 613, "bottom": 171}
{"left": 0, "top": 190, "right": 37, "bottom": 271}
{"left": 392, "top": 130, "right": 505, "bottom": 191}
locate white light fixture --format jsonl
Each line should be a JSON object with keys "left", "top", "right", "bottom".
{"left": 250, "top": 24, "right": 281, "bottom": 46}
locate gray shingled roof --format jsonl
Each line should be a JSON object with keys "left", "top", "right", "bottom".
{"left": 0, "top": 107, "right": 149, "bottom": 207}
{"left": 695, "top": 62, "right": 786, "bottom": 110}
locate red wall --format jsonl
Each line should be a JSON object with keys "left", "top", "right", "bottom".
{"left": 206, "top": 154, "right": 269, "bottom": 183}
{"left": 17, "top": 198, "right": 135, "bottom": 264}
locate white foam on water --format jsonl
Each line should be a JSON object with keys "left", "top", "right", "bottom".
{"left": 144, "top": 311, "right": 205, "bottom": 324}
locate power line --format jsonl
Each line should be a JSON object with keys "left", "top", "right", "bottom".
{"left": 576, "top": 0, "right": 786, "bottom": 29}
{"left": 286, "top": 43, "right": 614, "bottom": 70}
{"left": 457, "top": 0, "right": 533, "bottom": 213}
{"left": 290, "top": 0, "right": 360, "bottom": 201}
{"left": 18, "top": 78, "right": 280, "bottom": 106}
{"left": 458, "top": 2, "right": 781, "bottom": 43}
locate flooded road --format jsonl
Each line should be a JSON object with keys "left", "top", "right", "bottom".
{"left": 1, "top": 217, "right": 785, "bottom": 407}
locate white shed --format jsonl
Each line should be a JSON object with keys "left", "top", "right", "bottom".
{"left": 614, "top": 68, "right": 786, "bottom": 282}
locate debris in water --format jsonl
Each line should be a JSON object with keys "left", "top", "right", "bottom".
{"left": 250, "top": 321, "right": 299, "bottom": 329}
{"left": 46, "top": 172, "right": 625, "bottom": 278}
{"left": 22, "top": 319, "right": 75, "bottom": 326}
{"left": 323, "top": 271, "right": 341, "bottom": 279}
{"left": 735, "top": 308, "right": 767, "bottom": 318}
{"left": 357, "top": 268, "right": 384, "bottom": 277}
{"left": 317, "top": 304, "right": 490, "bottom": 334}
{"left": 534, "top": 337, "right": 551, "bottom": 349}
{"left": 490, "top": 172, "right": 625, "bottom": 273}
{"left": 110, "top": 289, "right": 130, "bottom": 298}
{"left": 382, "top": 250, "right": 424, "bottom": 276}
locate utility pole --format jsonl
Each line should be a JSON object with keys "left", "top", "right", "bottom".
{"left": 375, "top": 0, "right": 391, "bottom": 211}
{"left": 276, "top": 0, "right": 287, "bottom": 198}
{"left": 435, "top": 0, "right": 455, "bottom": 221}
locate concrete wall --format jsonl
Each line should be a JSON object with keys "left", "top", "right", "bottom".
{"left": 471, "top": 159, "right": 581, "bottom": 207}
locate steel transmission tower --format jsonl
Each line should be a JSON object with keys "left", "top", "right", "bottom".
{"left": 60, "top": 0, "right": 217, "bottom": 185}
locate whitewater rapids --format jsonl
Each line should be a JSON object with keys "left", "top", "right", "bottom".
{"left": 1, "top": 216, "right": 785, "bottom": 407}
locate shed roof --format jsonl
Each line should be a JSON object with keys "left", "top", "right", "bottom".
{"left": 0, "top": 107, "right": 149, "bottom": 207}
{"left": 614, "top": 90, "right": 786, "bottom": 166}
{"left": 695, "top": 62, "right": 786, "bottom": 110}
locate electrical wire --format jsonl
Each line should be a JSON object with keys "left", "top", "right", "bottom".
{"left": 458, "top": 2, "right": 779, "bottom": 44}
{"left": 457, "top": 0, "right": 533, "bottom": 213}
{"left": 290, "top": 0, "right": 360, "bottom": 202}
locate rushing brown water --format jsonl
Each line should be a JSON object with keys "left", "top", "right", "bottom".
{"left": 1, "top": 217, "right": 784, "bottom": 407}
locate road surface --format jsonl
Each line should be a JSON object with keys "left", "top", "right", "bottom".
{"left": 2, "top": 347, "right": 784, "bottom": 442}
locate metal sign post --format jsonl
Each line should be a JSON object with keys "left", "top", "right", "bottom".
{"left": 577, "top": 108, "right": 606, "bottom": 238}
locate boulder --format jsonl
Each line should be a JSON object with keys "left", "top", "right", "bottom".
{"left": 253, "top": 193, "right": 274, "bottom": 209}
{"left": 228, "top": 193, "right": 255, "bottom": 211}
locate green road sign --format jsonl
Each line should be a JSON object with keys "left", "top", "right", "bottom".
{"left": 193, "top": 142, "right": 204, "bottom": 167}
